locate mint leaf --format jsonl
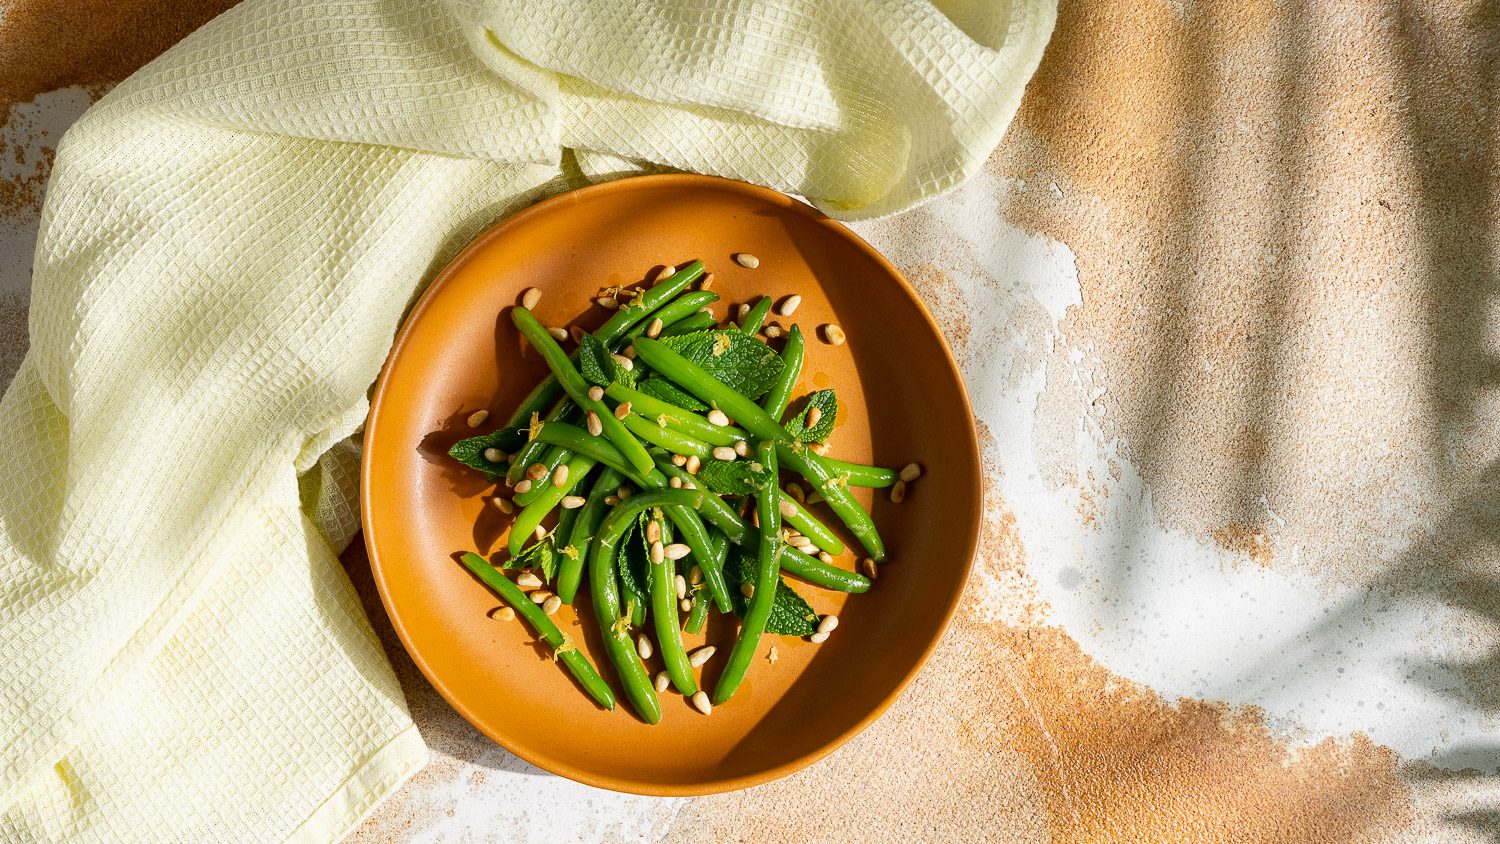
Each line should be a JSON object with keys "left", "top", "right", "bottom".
{"left": 615, "top": 511, "right": 653, "bottom": 618}
{"left": 578, "top": 333, "right": 636, "bottom": 388}
{"left": 784, "top": 389, "right": 836, "bottom": 443}
{"left": 637, "top": 375, "right": 708, "bottom": 412}
{"left": 727, "top": 546, "right": 818, "bottom": 636}
{"left": 448, "top": 429, "right": 516, "bottom": 478}
{"left": 695, "top": 457, "right": 774, "bottom": 496}
{"left": 504, "top": 535, "right": 559, "bottom": 581}
{"left": 660, "top": 329, "right": 784, "bottom": 401}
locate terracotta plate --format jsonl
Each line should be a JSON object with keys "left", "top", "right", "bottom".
{"left": 363, "top": 174, "right": 981, "bottom": 795}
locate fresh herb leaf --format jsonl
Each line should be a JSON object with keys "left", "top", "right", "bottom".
{"left": 726, "top": 545, "right": 817, "bottom": 636}
{"left": 448, "top": 429, "right": 517, "bottom": 478}
{"left": 695, "top": 457, "right": 775, "bottom": 496}
{"left": 637, "top": 375, "right": 709, "bottom": 412}
{"left": 578, "top": 333, "right": 636, "bottom": 388}
{"left": 615, "top": 512, "right": 653, "bottom": 618}
{"left": 784, "top": 389, "right": 837, "bottom": 443}
{"left": 660, "top": 329, "right": 784, "bottom": 401}
{"left": 504, "top": 535, "right": 560, "bottom": 580}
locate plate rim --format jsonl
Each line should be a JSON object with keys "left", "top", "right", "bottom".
{"left": 361, "top": 172, "right": 983, "bottom": 796}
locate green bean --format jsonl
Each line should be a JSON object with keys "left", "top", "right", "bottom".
{"left": 684, "top": 589, "right": 710, "bottom": 634}
{"left": 780, "top": 545, "right": 870, "bottom": 593}
{"left": 506, "top": 395, "right": 575, "bottom": 485}
{"left": 777, "top": 489, "right": 845, "bottom": 555}
{"left": 512, "top": 307, "right": 654, "bottom": 475}
{"left": 552, "top": 463, "right": 593, "bottom": 558}
{"left": 663, "top": 505, "right": 731, "bottom": 613}
{"left": 591, "top": 488, "right": 703, "bottom": 723}
{"left": 513, "top": 446, "right": 572, "bottom": 506}
{"left": 532, "top": 421, "right": 666, "bottom": 487}
{"left": 458, "top": 552, "right": 614, "bottom": 710}
{"left": 621, "top": 412, "right": 713, "bottom": 459}
{"left": 819, "top": 457, "right": 898, "bottom": 488}
{"left": 557, "top": 467, "right": 623, "bottom": 603}
{"left": 648, "top": 515, "right": 698, "bottom": 695}
{"left": 739, "top": 296, "right": 773, "bottom": 334}
{"left": 660, "top": 311, "right": 716, "bottom": 337}
{"left": 625, "top": 290, "right": 719, "bottom": 341}
{"left": 632, "top": 337, "right": 885, "bottom": 560}
{"left": 761, "top": 324, "right": 804, "bottom": 421}
{"left": 508, "top": 454, "right": 597, "bottom": 555}
{"left": 606, "top": 384, "right": 747, "bottom": 447}
{"left": 652, "top": 454, "right": 748, "bottom": 543}
{"left": 714, "top": 441, "right": 782, "bottom": 704}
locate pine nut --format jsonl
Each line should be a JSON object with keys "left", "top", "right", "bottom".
{"left": 466, "top": 409, "right": 489, "bottom": 428}
{"left": 671, "top": 453, "right": 688, "bottom": 467}
{"left": 521, "top": 287, "right": 542, "bottom": 309}
{"left": 646, "top": 519, "right": 661, "bottom": 543}
{"left": 665, "top": 544, "right": 691, "bottom": 561}
{"left": 650, "top": 541, "right": 664, "bottom": 564}
{"left": 863, "top": 558, "right": 878, "bottom": 579}
{"left": 587, "top": 385, "right": 604, "bottom": 401}
{"left": 542, "top": 595, "right": 561, "bottom": 615}
{"left": 517, "top": 572, "right": 543, "bottom": 588}
{"left": 750, "top": 508, "right": 760, "bottom": 528}
{"left": 807, "top": 491, "right": 825, "bottom": 504}
{"left": 707, "top": 409, "right": 730, "bottom": 426}
{"left": 778, "top": 294, "right": 802, "bottom": 316}
{"left": 483, "top": 447, "right": 504, "bottom": 463}
{"left": 614, "top": 402, "right": 631, "bottom": 420}
{"left": 764, "top": 324, "right": 783, "bottom": 339}
{"left": 646, "top": 317, "right": 664, "bottom": 338}
{"left": 736, "top": 304, "right": 750, "bottom": 321}
{"left": 529, "top": 590, "right": 552, "bottom": 604}
{"left": 669, "top": 476, "right": 683, "bottom": 488}
{"left": 491, "top": 496, "right": 514, "bottom": 514}
{"left": 786, "top": 483, "right": 805, "bottom": 502}
{"left": 546, "top": 326, "right": 568, "bottom": 342}
{"left": 822, "top": 323, "right": 846, "bottom": 345}
{"left": 691, "top": 691, "right": 713, "bottom": 715}
{"left": 688, "top": 646, "right": 716, "bottom": 667}
{"left": 526, "top": 463, "right": 548, "bottom": 481}
{"left": 740, "top": 582, "right": 755, "bottom": 598}
{"left": 767, "top": 646, "right": 779, "bottom": 665}
{"left": 654, "top": 671, "right": 671, "bottom": 693}
{"left": 806, "top": 405, "right": 823, "bottom": 428}
{"left": 604, "top": 495, "right": 620, "bottom": 506}
{"left": 890, "top": 480, "right": 907, "bottom": 503}
{"left": 809, "top": 632, "right": 830, "bottom": 644}
{"left": 689, "top": 565, "right": 703, "bottom": 586}
{"left": 561, "top": 495, "right": 586, "bottom": 509}
{"left": 570, "top": 325, "right": 585, "bottom": 345}
{"left": 637, "top": 634, "right": 653, "bottom": 660}
{"left": 617, "top": 486, "right": 632, "bottom": 499}
{"left": 681, "top": 598, "right": 693, "bottom": 612}
{"left": 533, "top": 524, "right": 547, "bottom": 541}
{"left": 675, "top": 574, "right": 687, "bottom": 599}
{"left": 734, "top": 439, "right": 749, "bottom": 457}
{"left": 812, "top": 442, "right": 831, "bottom": 455}
{"left": 779, "top": 499, "right": 797, "bottom": 519}
{"left": 818, "top": 615, "right": 839, "bottom": 634}
{"left": 622, "top": 346, "right": 637, "bottom": 359}
{"left": 514, "top": 479, "right": 534, "bottom": 494}
{"left": 612, "top": 353, "right": 634, "bottom": 371}
{"left": 734, "top": 253, "right": 760, "bottom": 269}
{"left": 788, "top": 534, "right": 813, "bottom": 549}
{"left": 713, "top": 446, "right": 737, "bottom": 461}
{"left": 685, "top": 455, "right": 701, "bottom": 474}
{"left": 552, "top": 465, "right": 569, "bottom": 488}
{"left": 496, "top": 606, "right": 516, "bottom": 621}
{"left": 597, "top": 295, "right": 619, "bottom": 309}
{"left": 699, "top": 272, "right": 715, "bottom": 290}
{"left": 900, "top": 462, "right": 923, "bottom": 482}
{"left": 818, "top": 551, "right": 834, "bottom": 564}
{"left": 586, "top": 410, "right": 603, "bottom": 436}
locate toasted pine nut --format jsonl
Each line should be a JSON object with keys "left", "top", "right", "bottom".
{"left": 604, "top": 494, "right": 620, "bottom": 506}
{"left": 646, "top": 519, "right": 661, "bottom": 543}
{"left": 612, "top": 353, "right": 634, "bottom": 371}
{"left": 767, "top": 646, "right": 779, "bottom": 665}
{"left": 750, "top": 508, "right": 760, "bottom": 528}
{"left": 788, "top": 534, "right": 814, "bottom": 549}
{"left": 552, "top": 465, "right": 569, "bottom": 488}
{"left": 734, "top": 439, "right": 749, "bottom": 457}
{"left": 615, "top": 402, "right": 631, "bottom": 420}
{"left": 561, "top": 495, "right": 585, "bottom": 509}
{"left": 646, "top": 317, "right": 664, "bottom": 338}
{"left": 681, "top": 598, "right": 693, "bottom": 612}
{"left": 533, "top": 524, "right": 547, "bottom": 541}
{"left": 570, "top": 325, "right": 585, "bottom": 345}
{"left": 483, "top": 447, "right": 505, "bottom": 463}
{"left": 685, "top": 455, "right": 701, "bottom": 474}
{"left": 665, "top": 543, "right": 691, "bottom": 560}
{"left": 736, "top": 303, "right": 750, "bottom": 321}
{"left": 526, "top": 462, "right": 548, "bottom": 481}
{"left": 466, "top": 409, "right": 490, "bottom": 428}
{"left": 587, "top": 385, "right": 604, "bottom": 401}
{"left": 764, "top": 324, "right": 783, "bottom": 339}
{"left": 699, "top": 272, "right": 715, "bottom": 290}
{"left": 586, "top": 410, "right": 603, "bottom": 436}
{"left": 491, "top": 496, "right": 515, "bottom": 514}
{"left": 863, "top": 558, "right": 878, "bottom": 579}
{"left": 546, "top": 326, "right": 568, "bottom": 342}
{"left": 734, "top": 252, "right": 760, "bottom": 269}
{"left": 822, "top": 323, "right": 846, "bottom": 345}
{"left": 496, "top": 606, "right": 516, "bottom": 621}
{"left": 812, "top": 442, "right": 831, "bottom": 455}
{"left": 689, "top": 565, "right": 703, "bottom": 585}
{"left": 521, "top": 287, "right": 542, "bottom": 309}
{"left": 517, "top": 572, "right": 543, "bottom": 588}
{"left": 529, "top": 590, "right": 552, "bottom": 604}
{"left": 637, "top": 634, "right": 653, "bottom": 660}
{"left": 713, "top": 446, "right": 737, "bottom": 461}
{"left": 671, "top": 453, "right": 688, "bottom": 467}
{"left": 818, "top": 615, "right": 839, "bottom": 634}
{"left": 900, "top": 462, "right": 923, "bottom": 482}
{"left": 669, "top": 476, "right": 683, "bottom": 489}
{"left": 617, "top": 485, "right": 632, "bottom": 499}
{"left": 778, "top": 294, "right": 802, "bottom": 316}
{"left": 740, "top": 582, "right": 755, "bottom": 598}
{"left": 542, "top": 595, "right": 561, "bottom": 615}
{"left": 650, "top": 541, "right": 664, "bottom": 565}
{"left": 786, "top": 483, "right": 805, "bottom": 502}
{"left": 654, "top": 671, "right": 671, "bottom": 693}
{"left": 806, "top": 405, "right": 823, "bottom": 428}
{"left": 691, "top": 691, "right": 713, "bottom": 715}
{"left": 809, "top": 631, "right": 830, "bottom": 644}
{"left": 707, "top": 409, "right": 730, "bottom": 426}
{"left": 622, "top": 346, "right": 637, "bottom": 359}
{"left": 597, "top": 295, "right": 619, "bottom": 309}
{"left": 890, "top": 480, "right": 907, "bottom": 503}
{"left": 779, "top": 499, "right": 797, "bottom": 519}
{"left": 514, "top": 479, "right": 534, "bottom": 494}
{"left": 818, "top": 551, "right": 834, "bottom": 564}
{"left": 675, "top": 574, "right": 687, "bottom": 599}
{"left": 688, "top": 645, "right": 716, "bottom": 667}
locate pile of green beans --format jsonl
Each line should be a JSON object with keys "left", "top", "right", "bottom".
{"left": 451, "top": 263, "right": 916, "bottom": 723}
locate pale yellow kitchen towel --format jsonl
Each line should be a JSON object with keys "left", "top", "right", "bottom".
{"left": 0, "top": 0, "right": 1054, "bottom": 839}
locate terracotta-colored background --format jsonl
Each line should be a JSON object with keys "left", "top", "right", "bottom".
{"left": 3, "top": 1, "right": 1496, "bottom": 840}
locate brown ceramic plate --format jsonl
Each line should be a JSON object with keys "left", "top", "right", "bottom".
{"left": 363, "top": 174, "right": 980, "bottom": 795}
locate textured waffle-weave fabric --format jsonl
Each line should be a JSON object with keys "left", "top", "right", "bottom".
{"left": 0, "top": 0, "right": 1054, "bottom": 840}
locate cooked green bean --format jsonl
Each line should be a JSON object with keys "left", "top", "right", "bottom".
{"left": 558, "top": 466, "right": 622, "bottom": 603}
{"left": 651, "top": 454, "right": 748, "bottom": 543}
{"left": 624, "top": 290, "right": 718, "bottom": 341}
{"left": 506, "top": 395, "right": 575, "bottom": 485}
{"left": 779, "top": 545, "right": 869, "bottom": 593}
{"left": 714, "top": 441, "right": 782, "bottom": 704}
{"left": 551, "top": 463, "right": 593, "bottom": 560}
{"left": 512, "top": 307, "right": 654, "bottom": 475}
{"left": 459, "top": 552, "right": 615, "bottom": 710}
{"left": 660, "top": 311, "right": 717, "bottom": 337}
{"left": 684, "top": 589, "right": 710, "bottom": 634}
{"left": 761, "top": 324, "right": 803, "bottom": 421}
{"left": 739, "top": 296, "right": 773, "bottom": 334}
{"left": 649, "top": 513, "right": 698, "bottom": 695}
{"left": 590, "top": 488, "right": 703, "bottom": 723}
{"left": 621, "top": 412, "right": 713, "bottom": 459}
{"left": 777, "top": 489, "right": 845, "bottom": 555}
{"left": 508, "top": 453, "right": 597, "bottom": 555}
{"left": 663, "top": 505, "right": 731, "bottom": 613}
{"left": 819, "top": 457, "right": 898, "bottom": 488}
{"left": 532, "top": 421, "right": 666, "bottom": 487}
{"left": 632, "top": 337, "right": 885, "bottom": 560}
{"left": 513, "top": 445, "right": 572, "bottom": 506}
{"left": 606, "top": 384, "right": 748, "bottom": 447}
